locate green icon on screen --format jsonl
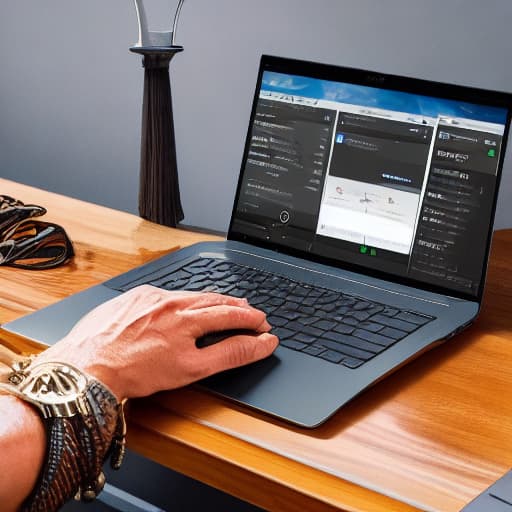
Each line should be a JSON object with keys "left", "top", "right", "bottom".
{"left": 370, "top": 248, "right": 377, "bottom": 256}
{"left": 487, "top": 149, "right": 496, "bottom": 158}
{"left": 360, "top": 245, "right": 368, "bottom": 255}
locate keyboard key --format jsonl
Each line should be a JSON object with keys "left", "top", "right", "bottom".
{"left": 302, "top": 325, "right": 324, "bottom": 338}
{"left": 366, "top": 305, "right": 384, "bottom": 316}
{"left": 210, "top": 271, "right": 229, "bottom": 280}
{"left": 334, "top": 306, "right": 350, "bottom": 316}
{"left": 292, "top": 286, "right": 310, "bottom": 297}
{"left": 188, "top": 274, "right": 210, "bottom": 284}
{"left": 297, "top": 315, "right": 320, "bottom": 326}
{"left": 346, "top": 310, "right": 371, "bottom": 321}
{"left": 323, "top": 331, "right": 355, "bottom": 344}
{"left": 272, "top": 327, "right": 294, "bottom": 340}
{"left": 279, "top": 310, "right": 303, "bottom": 321}
{"left": 358, "top": 321, "right": 384, "bottom": 333}
{"left": 353, "top": 329, "right": 396, "bottom": 347}
{"left": 317, "top": 292, "right": 338, "bottom": 304}
{"left": 302, "top": 345, "right": 326, "bottom": 357}
{"left": 280, "top": 339, "right": 307, "bottom": 351}
{"left": 315, "top": 303, "right": 334, "bottom": 314}
{"left": 333, "top": 323, "right": 355, "bottom": 335}
{"left": 215, "top": 284, "right": 235, "bottom": 294}
{"left": 188, "top": 258, "right": 215, "bottom": 269}
{"left": 238, "top": 281, "right": 257, "bottom": 291}
{"left": 228, "top": 288, "right": 247, "bottom": 298}
{"left": 303, "top": 297, "right": 318, "bottom": 307}
{"left": 294, "top": 333, "right": 317, "bottom": 344}
{"left": 337, "top": 297, "right": 356, "bottom": 307}
{"left": 341, "top": 316, "right": 360, "bottom": 327}
{"left": 379, "top": 326, "right": 408, "bottom": 340}
{"left": 285, "top": 320, "right": 306, "bottom": 332}
{"left": 202, "top": 284, "right": 220, "bottom": 292}
{"left": 322, "top": 332, "right": 382, "bottom": 353}
{"left": 370, "top": 314, "right": 418, "bottom": 333}
{"left": 251, "top": 274, "right": 267, "bottom": 284}
{"left": 313, "top": 319, "right": 337, "bottom": 331}
{"left": 211, "top": 262, "right": 231, "bottom": 271}
{"left": 185, "top": 282, "right": 210, "bottom": 291}
{"left": 286, "top": 321, "right": 323, "bottom": 338}
{"left": 285, "top": 293, "right": 303, "bottom": 304}
{"left": 249, "top": 295, "right": 268, "bottom": 306}
{"left": 298, "top": 305, "right": 315, "bottom": 315}
{"left": 282, "top": 301, "right": 301, "bottom": 311}
{"left": 157, "top": 278, "right": 186, "bottom": 290}
{"left": 395, "top": 311, "right": 433, "bottom": 325}
{"left": 353, "top": 300, "right": 371, "bottom": 310}
{"left": 317, "top": 339, "right": 374, "bottom": 361}
{"left": 267, "top": 315, "right": 288, "bottom": 327}
{"left": 341, "top": 357, "right": 365, "bottom": 369}
{"left": 319, "top": 350, "right": 345, "bottom": 363}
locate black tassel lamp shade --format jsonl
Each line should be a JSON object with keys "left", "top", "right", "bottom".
{"left": 130, "top": 0, "right": 186, "bottom": 227}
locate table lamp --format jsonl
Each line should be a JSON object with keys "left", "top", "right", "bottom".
{"left": 130, "top": 0, "right": 186, "bottom": 227}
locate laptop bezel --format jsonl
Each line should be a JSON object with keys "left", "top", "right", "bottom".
{"left": 228, "top": 54, "right": 512, "bottom": 304}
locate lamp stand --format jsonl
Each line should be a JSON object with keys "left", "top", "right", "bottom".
{"left": 130, "top": 46, "right": 184, "bottom": 227}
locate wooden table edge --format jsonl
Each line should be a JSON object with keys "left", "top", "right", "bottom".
{"left": 127, "top": 400, "right": 421, "bottom": 512}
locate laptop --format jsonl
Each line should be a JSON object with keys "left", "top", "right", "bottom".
{"left": 5, "top": 55, "right": 512, "bottom": 427}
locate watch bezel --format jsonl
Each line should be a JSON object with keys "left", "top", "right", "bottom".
{"left": 14, "top": 362, "right": 91, "bottom": 418}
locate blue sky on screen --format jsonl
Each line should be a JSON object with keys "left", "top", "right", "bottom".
{"left": 261, "top": 71, "right": 507, "bottom": 125}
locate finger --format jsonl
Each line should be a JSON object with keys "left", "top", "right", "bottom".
{"left": 182, "top": 304, "right": 270, "bottom": 338}
{"left": 124, "top": 286, "right": 250, "bottom": 307}
{"left": 118, "top": 287, "right": 252, "bottom": 319}
{"left": 174, "top": 291, "right": 252, "bottom": 311}
{"left": 199, "top": 332, "right": 279, "bottom": 376}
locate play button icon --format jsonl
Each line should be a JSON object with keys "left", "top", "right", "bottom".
{"left": 279, "top": 210, "right": 290, "bottom": 224}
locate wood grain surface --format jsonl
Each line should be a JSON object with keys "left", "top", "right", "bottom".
{"left": 1, "top": 178, "right": 511, "bottom": 511}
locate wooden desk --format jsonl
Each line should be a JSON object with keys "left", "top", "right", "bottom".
{"left": 1, "top": 178, "right": 511, "bottom": 512}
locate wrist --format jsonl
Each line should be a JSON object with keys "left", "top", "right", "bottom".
{"left": 0, "top": 393, "right": 46, "bottom": 511}
{"left": 0, "top": 359, "right": 127, "bottom": 511}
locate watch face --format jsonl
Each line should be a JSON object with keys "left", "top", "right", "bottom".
{"left": 21, "top": 363, "right": 88, "bottom": 405}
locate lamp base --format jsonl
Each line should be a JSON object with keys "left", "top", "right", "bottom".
{"left": 131, "top": 46, "right": 185, "bottom": 227}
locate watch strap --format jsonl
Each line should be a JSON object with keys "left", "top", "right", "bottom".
{"left": 21, "top": 380, "right": 121, "bottom": 511}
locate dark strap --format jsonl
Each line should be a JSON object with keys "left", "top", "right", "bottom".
{"left": 21, "top": 381, "right": 123, "bottom": 512}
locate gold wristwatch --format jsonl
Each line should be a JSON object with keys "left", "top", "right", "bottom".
{"left": 1, "top": 361, "right": 92, "bottom": 418}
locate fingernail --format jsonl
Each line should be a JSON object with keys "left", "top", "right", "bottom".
{"left": 261, "top": 319, "right": 272, "bottom": 331}
{"left": 260, "top": 332, "right": 279, "bottom": 348}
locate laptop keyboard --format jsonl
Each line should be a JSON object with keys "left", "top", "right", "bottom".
{"left": 113, "top": 258, "right": 435, "bottom": 369}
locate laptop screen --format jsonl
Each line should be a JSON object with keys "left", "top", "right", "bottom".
{"left": 230, "top": 56, "right": 511, "bottom": 300}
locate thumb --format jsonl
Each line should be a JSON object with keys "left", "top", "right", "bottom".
{"left": 199, "top": 332, "right": 279, "bottom": 376}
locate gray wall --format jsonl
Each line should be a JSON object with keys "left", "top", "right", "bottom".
{"left": 1, "top": 0, "right": 511, "bottom": 232}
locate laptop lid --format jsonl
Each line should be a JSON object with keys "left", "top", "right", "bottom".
{"left": 229, "top": 55, "right": 512, "bottom": 303}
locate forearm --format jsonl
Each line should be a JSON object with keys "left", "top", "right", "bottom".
{"left": 0, "top": 393, "right": 45, "bottom": 512}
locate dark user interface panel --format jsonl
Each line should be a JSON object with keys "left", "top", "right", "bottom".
{"left": 234, "top": 98, "right": 335, "bottom": 252}
{"left": 231, "top": 68, "right": 508, "bottom": 297}
{"left": 409, "top": 123, "right": 502, "bottom": 294}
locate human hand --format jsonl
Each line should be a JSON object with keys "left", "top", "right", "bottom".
{"left": 35, "top": 285, "right": 278, "bottom": 400}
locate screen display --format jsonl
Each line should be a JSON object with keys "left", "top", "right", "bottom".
{"left": 231, "top": 64, "right": 509, "bottom": 298}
